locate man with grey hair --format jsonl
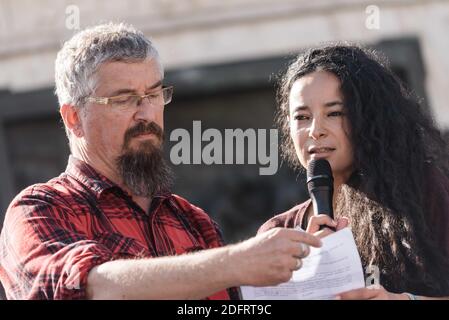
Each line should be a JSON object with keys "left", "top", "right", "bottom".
{"left": 0, "top": 23, "right": 320, "bottom": 300}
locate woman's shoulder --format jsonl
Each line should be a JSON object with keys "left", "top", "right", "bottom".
{"left": 424, "top": 164, "right": 449, "bottom": 215}
{"left": 257, "top": 199, "right": 311, "bottom": 234}
{"left": 424, "top": 165, "right": 449, "bottom": 251}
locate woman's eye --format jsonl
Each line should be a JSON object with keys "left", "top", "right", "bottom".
{"left": 294, "top": 114, "right": 309, "bottom": 121}
{"left": 328, "top": 111, "right": 344, "bottom": 117}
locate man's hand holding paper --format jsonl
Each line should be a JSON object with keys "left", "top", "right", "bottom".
{"left": 241, "top": 223, "right": 365, "bottom": 300}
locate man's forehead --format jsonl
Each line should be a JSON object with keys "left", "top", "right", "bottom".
{"left": 94, "top": 59, "right": 163, "bottom": 93}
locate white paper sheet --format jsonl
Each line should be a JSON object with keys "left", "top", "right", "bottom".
{"left": 240, "top": 228, "right": 365, "bottom": 300}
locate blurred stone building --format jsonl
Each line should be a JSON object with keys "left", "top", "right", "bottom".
{"left": 0, "top": 0, "right": 448, "bottom": 247}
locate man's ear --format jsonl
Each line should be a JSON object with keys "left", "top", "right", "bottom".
{"left": 60, "top": 104, "right": 83, "bottom": 137}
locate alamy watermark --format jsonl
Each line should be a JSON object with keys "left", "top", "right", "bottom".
{"left": 169, "top": 121, "right": 279, "bottom": 175}
{"left": 65, "top": 4, "right": 80, "bottom": 30}
{"left": 365, "top": 5, "right": 380, "bottom": 30}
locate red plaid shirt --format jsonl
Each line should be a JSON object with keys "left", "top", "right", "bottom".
{"left": 0, "top": 156, "right": 237, "bottom": 300}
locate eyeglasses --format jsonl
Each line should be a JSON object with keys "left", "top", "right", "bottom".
{"left": 85, "top": 86, "right": 173, "bottom": 109}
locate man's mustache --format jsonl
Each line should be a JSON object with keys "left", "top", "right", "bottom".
{"left": 123, "top": 121, "right": 164, "bottom": 146}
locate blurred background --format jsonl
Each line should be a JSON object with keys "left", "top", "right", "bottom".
{"left": 0, "top": 0, "right": 448, "bottom": 247}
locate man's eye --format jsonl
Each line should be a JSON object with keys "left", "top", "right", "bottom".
{"left": 147, "top": 93, "right": 160, "bottom": 99}
{"left": 114, "top": 96, "right": 132, "bottom": 104}
{"left": 113, "top": 96, "right": 138, "bottom": 105}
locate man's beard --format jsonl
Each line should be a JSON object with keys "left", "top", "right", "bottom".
{"left": 116, "top": 121, "right": 173, "bottom": 198}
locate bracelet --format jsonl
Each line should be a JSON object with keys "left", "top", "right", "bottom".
{"left": 403, "top": 292, "right": 418, "bottom": 300}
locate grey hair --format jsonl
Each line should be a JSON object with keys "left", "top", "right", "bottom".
{"left": 54, "top": 22, "right": 162, "bottom": 107}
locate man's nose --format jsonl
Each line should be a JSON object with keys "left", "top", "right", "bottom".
{"left": 133, "top": 97, "right": 159, "bottom": 122}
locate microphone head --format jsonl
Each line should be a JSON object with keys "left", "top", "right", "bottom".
{"left": 307, "top": 159, "right": 334, "bottom": 192}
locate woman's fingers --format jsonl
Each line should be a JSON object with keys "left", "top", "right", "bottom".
{"left": 336, "top": 217, "right": 349, "bottom": 230}
{"left": 314, "top": 227, "right": 335, "bottom": 239}
{"left": 306, "top": 214, "right": 337, "bottom": 234}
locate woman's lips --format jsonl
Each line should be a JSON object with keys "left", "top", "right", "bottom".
{"left": 309, "top": 147, "right": 335, "bottom": 153}
{"left": 308, "top": 147, "right": 335, "bottom": 158}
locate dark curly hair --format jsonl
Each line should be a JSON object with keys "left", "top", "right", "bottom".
{"left": 276, "top": 44, "right": 449, "bottom": 296}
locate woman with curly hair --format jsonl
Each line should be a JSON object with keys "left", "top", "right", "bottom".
{"left": 259, "top": 44, "right": 449, "bottom": 299}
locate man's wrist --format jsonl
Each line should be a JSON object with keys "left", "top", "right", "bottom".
{"left": 222, "top": 244, "right": 243, "bottom": 286}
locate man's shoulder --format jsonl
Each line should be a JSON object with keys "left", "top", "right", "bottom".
{"left": 9, "top": 173, "right": 78, "bottom": 210}
{"left": 257, "top": 199, "right": 311, "bottom": 234}
{"left": 1, "top": 175, "right": 82, "bottom": 232}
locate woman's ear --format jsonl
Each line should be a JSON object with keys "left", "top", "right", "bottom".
{"left": 60, "top": 104, "right": 83, "bottom": 137}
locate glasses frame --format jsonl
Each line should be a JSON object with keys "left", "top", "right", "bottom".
{"left": 85, "top": 86, "right": 173, "bottom": 107}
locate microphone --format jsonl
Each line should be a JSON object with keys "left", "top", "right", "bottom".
{"left": 307, "top": 159, "right": 334, "bottom": 230}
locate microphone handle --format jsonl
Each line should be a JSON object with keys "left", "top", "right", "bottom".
{"left": 310, "top": 186, "right": 335, "bottom": 231}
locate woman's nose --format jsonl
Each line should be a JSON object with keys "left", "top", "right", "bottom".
{"left": 308, "top": 117, "right": 327, "bottom": 140}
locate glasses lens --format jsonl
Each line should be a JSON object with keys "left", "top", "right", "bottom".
{"left": 111, "top": 95, "right": 139, "bottom": 108}
{"left": 163, "top": 87, "right": 173, "bottom": 105}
